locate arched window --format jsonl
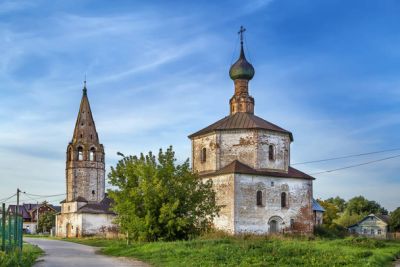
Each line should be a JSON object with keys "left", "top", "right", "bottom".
{"left": 269, "top": 145, "right": 274, "bottom": 160}
{"left": 89, "top": 147, "right": 96, "bottom": 161}
{"left": 77, "top": 147, "right": 83, "bottom": 161}
{"left": 256, "top": 191, "right": 263, "bottom": 206}
{"left": 201, "top": 147, "right": 207, "bottom": 163}
{"left": 281, "top": 192, "right": 287, "bottom": 208}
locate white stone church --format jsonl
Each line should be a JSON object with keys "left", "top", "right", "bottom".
{"left": 189, "top": 29, "right": 315, "bottom": 234}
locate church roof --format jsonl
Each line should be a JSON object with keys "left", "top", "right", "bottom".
{"left": 188, "top": 112, "right": 293, "bottom": 141}
{"left": 77, "top": 196, "right": 115, "bottom": 215}
{"left": 312, "top": 199, "right": 325, "bottom": 212}
{"left": 199, "top": 160, "right": 314, "bottom": 180}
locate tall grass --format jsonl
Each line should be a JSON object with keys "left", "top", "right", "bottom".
{"left": 0, "top": 244, "right": 43, "bottom": 267}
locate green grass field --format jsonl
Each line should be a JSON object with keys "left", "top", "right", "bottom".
{"left": 60, "top": 235, "right": 400, "bottom": 267}
{"left": 0, "top": 243, "right": 43, "bottom": 267}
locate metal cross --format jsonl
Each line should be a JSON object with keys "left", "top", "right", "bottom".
{"left": 238, "top": 26, "right": 246, "bottom": 44}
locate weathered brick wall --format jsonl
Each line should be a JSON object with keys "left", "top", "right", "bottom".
{"left": 257, "top": 131, "right": 290, "bottom": 171}
{"left": 234, "top": 174, "right": 313, "bottom": 234}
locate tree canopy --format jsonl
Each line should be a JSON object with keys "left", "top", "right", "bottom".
{"left": 108, "top": 146, "right": 220, "bottom": 242}
{"left": 390, "top": 207, "right": 400, "bottom": 231}
{"left": 38, "top": 211, "right": 55, "bottom": 233}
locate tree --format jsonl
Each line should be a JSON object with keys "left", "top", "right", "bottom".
{"left": 318, "top": 200, "right": 339, "bottom": 227}
{"left": 38, "top": 211, "right": 55, "bottom": 233}
{"left": 108, "top": 146, "right": 220, "bottom": 242}
{"left": 390, "top": 207, "right": 400, "bottom": 231}
{"left": 346, "top": 196, "right": 387, "bottom": 216}
{"left": 325, "top": 196, "right": 347, "bottom": 213}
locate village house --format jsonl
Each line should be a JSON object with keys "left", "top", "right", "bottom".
{"left": 312, "top": 199, "right": 325, "bottom": 226}
{"left": 8, "top": 203, "right": 60, "bottom": 234}
{"left": 188, "top": 27, "right": 317, "bottom": 235}
{"left": 55, "top": 82, "right": 116, "bottom": 238}
{"left": 348, "top": 214, "right": 390, "bottom": 239}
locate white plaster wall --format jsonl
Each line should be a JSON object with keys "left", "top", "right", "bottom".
{"left": 81, "top": 213, "right": 116, "bottom": 235}
{"left": 218, "top": 130, "right": 258, "bottom": 169}
{"left": 56, "top": 212, "right": 82, "bottom": 237}
{"left": 203, "top": 174, "right": 235, "bottom": 234}
{"left": 257, "top": 131, "right": 290, "bottom": 171}
{"left": 234, "top": 174, "right": 313, "bottom": 234}
{"left": 192, "top": 133, "right": 218, "bottom": 173}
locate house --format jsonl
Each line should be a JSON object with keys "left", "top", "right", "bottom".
{"left": 348, "top": 214, "right": 390, "bottom": 239}
{"left": 312, "top": 199, "right": 325, "bottom": 226}
{"left": 7, "top": 203, "right": 60, "bottom": 234}
{"left": 188, "top": 28, "right": 316, "bottom": 235}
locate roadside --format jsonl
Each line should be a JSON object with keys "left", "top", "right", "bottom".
{"left": 0, "top": 243, "right": 42, "bottom": 267}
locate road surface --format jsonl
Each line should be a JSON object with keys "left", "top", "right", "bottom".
{"left": 24, "top": 237, "right": 149, "bottom": 267}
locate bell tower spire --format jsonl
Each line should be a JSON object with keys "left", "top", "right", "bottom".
{"left": 229, "top": 26, "right": 255, "bottom": 115}
{"left": 66, "top": 82, "right": 105, "bottom": 203}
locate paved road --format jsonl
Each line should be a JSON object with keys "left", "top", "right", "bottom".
{"left": 24, "top": 238, "right": 149, "bottom": 267}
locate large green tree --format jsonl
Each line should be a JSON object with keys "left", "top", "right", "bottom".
{"left": 318, "top": 200, "right": 339, "bottom": 227}
{"left": 325, "top": 196, "right": 347, "bottom": 213}
{"left": 38, "top": 211, "right": 55, "bottom": 233}
{"left": 345, "top": 196, "right": 387, "bottom": 216}
{"left": 390, "top": 207, "right": 400, "bottom": 231}
{"left": 108, "top": 146, "right": 220, "bottom": 242}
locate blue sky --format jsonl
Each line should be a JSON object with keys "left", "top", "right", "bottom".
{"left": 0, "top": 0, "right": 399, "bottom": 210}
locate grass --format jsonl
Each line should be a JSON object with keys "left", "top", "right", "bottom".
{"left": 0, "top": 243, "right": 43, "bottom": 267}
{"left": 59, "top": 235, "right": 400, "bottom": 267}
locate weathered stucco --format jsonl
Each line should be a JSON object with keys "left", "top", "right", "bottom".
{"left": 193, "top": 129, "right": 291, "bottom": 174}
{"left": 205, "top": 174, "right": 313, "bottom": 235}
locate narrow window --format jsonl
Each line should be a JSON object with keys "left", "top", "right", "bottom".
{"left": 269, "top": 145, "right": 274, "bottom": 160}
{"left": 90, "top": 134, "right": 93, "bottom": 140}
{"left": 281, "top": 192, "right": 287, "bottom": 208}
{"left": 370, "top": 229, "right": 374, "bottom": 235}
{"left": 201, "top": 147, "right": 207, "bottom": 163}
{"left": 68, "top": 147, "right": 73, "bottom": 161}
{"left": 290, "top": 219, "right": 295, "bottom": 229}
{"left": 92, "top": 190, "right": 95, "bottom": 195}
{"left": 78, "top": 147, "right": 83, "bottom": 161}
{"left": 378, "top": 229, "right": 382, "bottom": 235}
{"left": 256, "top": 191, "right": 262, "bottom": 206}
{"left": 89, "top": 147, "right": 96, "bottom": 161}
{"left": 271, "top": 181, "right": 274, "bottom": 187}
{"left": 363, "top": 229, "right": 367, "bottom": 234}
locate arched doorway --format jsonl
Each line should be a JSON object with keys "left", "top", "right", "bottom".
{"left": 268, "top": 216, "right": 283, "bottom": 234}
{"left": 270, "top": 220, "right": 278, "bottom": 233}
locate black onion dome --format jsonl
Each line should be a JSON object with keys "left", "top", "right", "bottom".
{"left": 229, "top": 46, "right": 255, "bottom": 80}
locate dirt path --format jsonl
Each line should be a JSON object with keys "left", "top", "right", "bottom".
{"left": 25, "top": 237, "right": 150, "bottom": 267}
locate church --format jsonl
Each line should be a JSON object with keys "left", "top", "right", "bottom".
{"left": 189, "top": 27, "right": 315, "bottom": 234}
{"left": 55, "top": 82, "right": 115, "bottom": 237}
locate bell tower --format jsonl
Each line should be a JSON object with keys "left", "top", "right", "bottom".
{"left": 66, "top": 81, "right": 105, "bottom": 203}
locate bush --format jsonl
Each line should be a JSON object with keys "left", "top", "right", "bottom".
{"left": 314, "top": 224, "right": 348, "bottom": 239}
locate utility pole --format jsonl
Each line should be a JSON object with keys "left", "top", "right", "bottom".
{"left": 14, "top": 188, "right": 20, "bottom": 246}
{"left": 2, "top": 203, "right": 5, "bottom": 251}
{"left": 36, "top": 201, "right": 39, "bottom": 234}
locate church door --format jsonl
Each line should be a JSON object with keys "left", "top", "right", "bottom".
{"left": 66, "top": 223, "right": 72, "bottom": 238}
{"left": 269, "top": 220, "right": 278, "bottom": 234}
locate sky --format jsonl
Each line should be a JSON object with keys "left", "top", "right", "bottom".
{"left": 0, "top": 0, "right": 399, "bottom": 211}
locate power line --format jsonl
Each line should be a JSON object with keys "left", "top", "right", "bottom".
{"left": 293, "top": 148, "right": 400, "bottom": 165}
{"left": 310, "top": 154, "right": 400, "bottom": 176}
{"left": 0, "top": 193, "right": 17, "bottom": 203}
{"left": 23, "top": 193, "right": 66, "bottom": 198}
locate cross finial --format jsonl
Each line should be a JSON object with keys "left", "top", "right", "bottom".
{"left": 83, "top": 74, "right": 87, "bottom": 95}
{"left": 238, "top": 26, "right": 246, "bottom": 45}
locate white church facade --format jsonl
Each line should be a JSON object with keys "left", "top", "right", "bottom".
{"left": 189, "top": 28, "right": 315, "bottom": 234}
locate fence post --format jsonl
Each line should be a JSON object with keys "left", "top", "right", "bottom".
{"left": 2, "top": 203, "right": 5, "bottom": 251}
{"left": 8, "top": 212, "right": 11, "bottom": 251}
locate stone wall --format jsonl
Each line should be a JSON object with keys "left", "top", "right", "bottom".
{"left": 234, "top": 174, "right": 313, "bottom": 234}
{"left": 192, "top": 129, "right": 291, "bottom": 173}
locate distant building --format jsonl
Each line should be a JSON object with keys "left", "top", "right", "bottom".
{"left": 8, "top": 203, "right": 60, "bottom": 234}
{"left": 188, "top": 28, "right": 315, "bottom": 235}
{"left": 312, "top": 199, "right": 325, "bottom": 226}
{"left": 56, "top": 82, "right": 116, "bottom": 238}
{"left": 348, "top": 214, "right": 390, "bottom": 239}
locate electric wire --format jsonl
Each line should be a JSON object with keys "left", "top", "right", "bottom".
{"left": 0, "top": 193, "right": 17, "bottom": 203}
{"left": 293, "top": 148, "right": 400, "bottom": 165}
{"left": 310, "top": 154, "right": 400, "bottom": 176}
